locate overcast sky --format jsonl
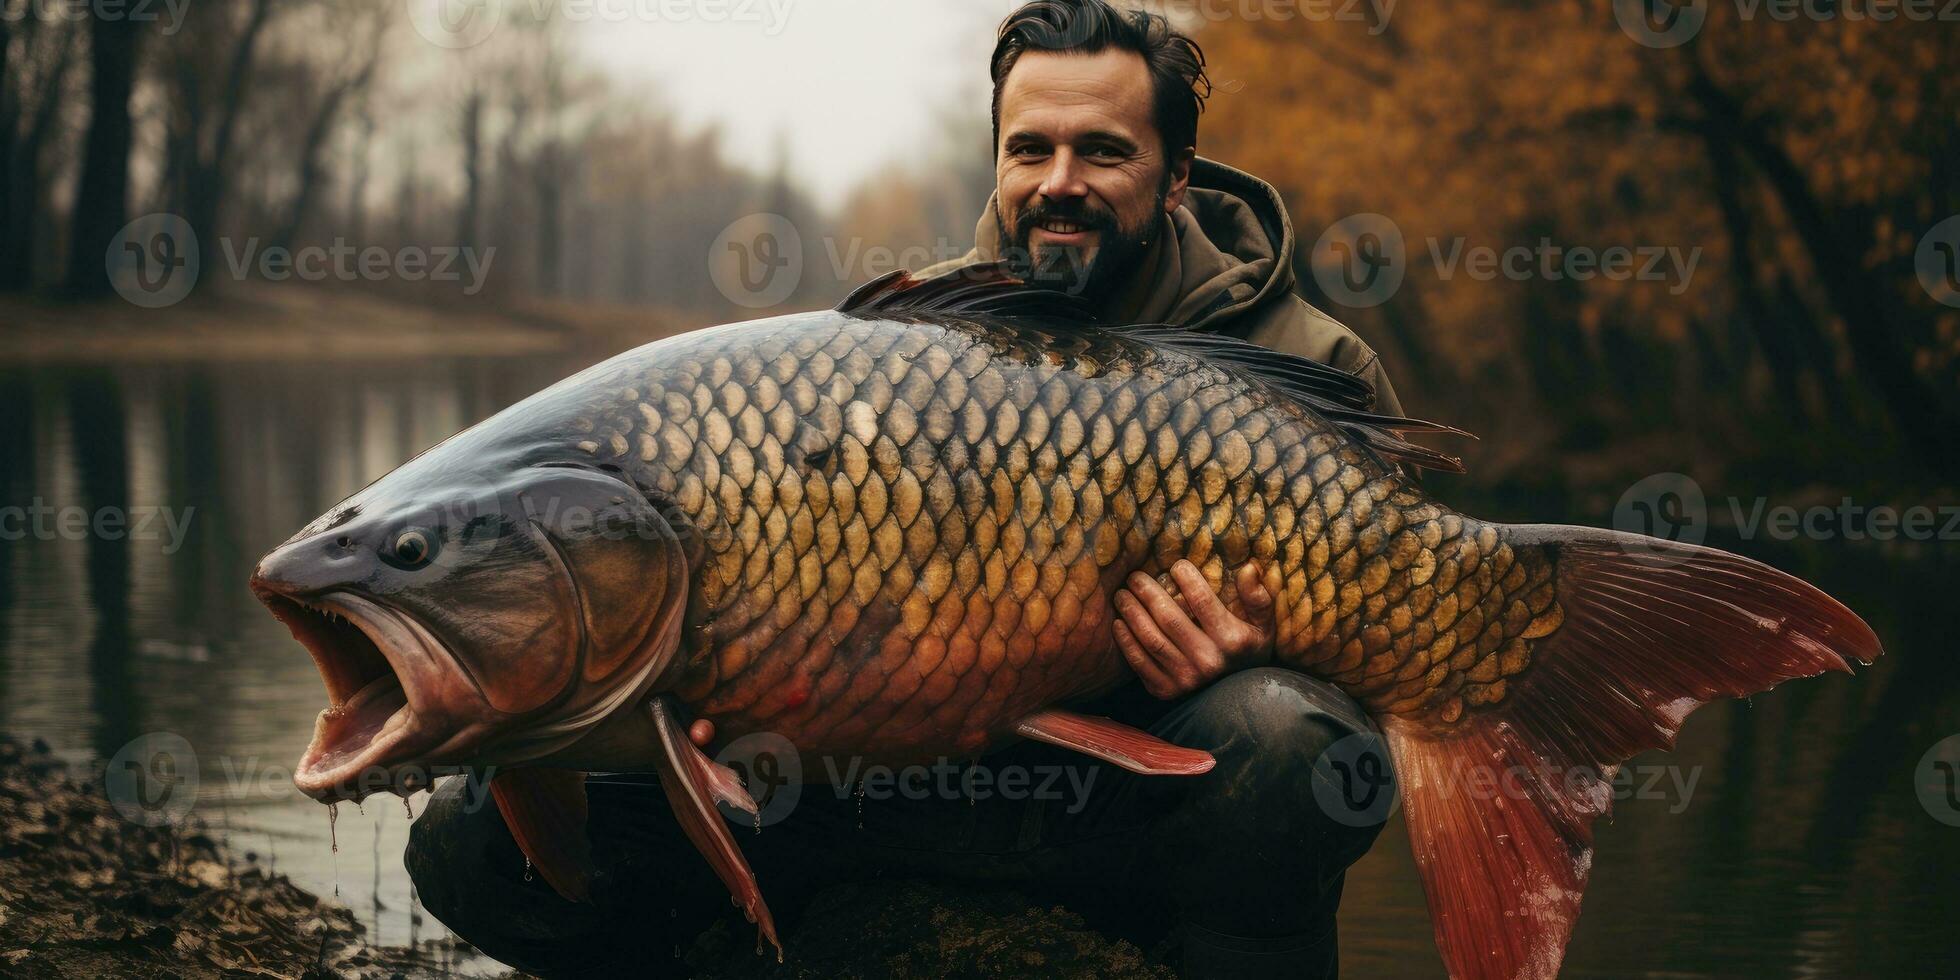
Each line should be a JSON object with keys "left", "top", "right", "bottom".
{"left": 572, "top": 0, "right": 1023, "bottom": 205}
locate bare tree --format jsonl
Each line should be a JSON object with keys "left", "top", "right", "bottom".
{"left": 270, "top": 6, "right": 384, "bottom": 253}
{"left": 65, "top": 8, "right": 146, "bottom": 296}
{"left": 1, "top": 5, "right": 16, "bottom": 273}
{"left": 4, "top": 20, "right": 79, "bottom": 289}
{"left": 158, "top": 0, "right": 280, "bottom": 284}
{"left": 455, "top": 87, "right": 484, "bottom": 252}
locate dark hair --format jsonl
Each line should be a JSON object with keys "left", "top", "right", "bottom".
{"left": 990, "top": 0, "right": 1211, "bottom": 158}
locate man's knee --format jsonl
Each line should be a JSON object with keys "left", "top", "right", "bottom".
{"left": 407, "top": 776, "right": 624, "bottom": 976}
{"left": 405, "top": 776, "right": 500, "bottom": 927}
{"left": 1185, "top": 667, "right": 1378, "bottom": 767}
{"left": 1174, "top": 668, "right": 1394, "bottom": 857}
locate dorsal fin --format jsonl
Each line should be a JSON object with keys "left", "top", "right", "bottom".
{"left": 835, "top": 263, "right": 1470, "bottom": 473}
{"left": 1116, "top": 326, "right": 1474, "bottom": 474}
{"left": 837, "top": 261, "right": 1099, "bottom": 323}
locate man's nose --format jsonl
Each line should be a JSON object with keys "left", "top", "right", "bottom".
{"left": 1035, "top": 148, "right": 1089, "bottom": 201}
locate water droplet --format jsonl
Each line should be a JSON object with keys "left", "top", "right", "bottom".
{"left": 523, "top": 856, "right": 534, "bottom": 882}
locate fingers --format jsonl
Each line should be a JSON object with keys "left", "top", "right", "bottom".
{"left": 1235, "top": 562, "right": 1278, "bottom": 643}
{"left": 689, "top": 719, "right": 715, "bottom": 748}
{"left": 1172, "top": 560, "right": 1236, "bottom": 635}
{"left": 1115, "top": 573, "right": 1224, "bottom": 699}
{"left": 1235, "top": 562, "right": 1272, "bottom": 613}
{"left": 1113, "top": 619, "right": 1179, "bottom": 699}
{"left": 1128, "top": 568, "right": 1218, "bottom": 658}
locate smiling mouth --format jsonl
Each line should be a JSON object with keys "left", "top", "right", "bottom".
{"left": 254, "top": 588, "right": 456, "bottom": 802}
{"left": 1036, "top": 219, "right": 1095, "bottom": 236}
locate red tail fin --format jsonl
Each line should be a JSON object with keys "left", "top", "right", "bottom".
{"left": 1387, "top": 525, "right": 1880, "bottom": 979}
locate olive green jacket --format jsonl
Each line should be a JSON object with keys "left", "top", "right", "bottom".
{"left": 916, "top": 157, "right": 1404, "bottom": 417}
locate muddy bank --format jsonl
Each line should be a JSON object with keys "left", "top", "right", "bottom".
{"left": 1, "top": 734, "right": 1170, "bottom": 978}
{"left": 0, "top": 735, "right": 473, "bottom": 979}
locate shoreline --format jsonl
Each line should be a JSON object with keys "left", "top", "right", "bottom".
{"left": 0, "top": 732, "right": 1178, "bottom": 978}
{"left": 0, "top": 735, "right": 485, "bottom": 979}
{"left": 0, "top": 284, "right": 700, "bottom": 365}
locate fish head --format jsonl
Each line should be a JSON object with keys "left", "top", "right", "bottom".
{"left": 251, "top": 455, "right": 692, "bottom": 804}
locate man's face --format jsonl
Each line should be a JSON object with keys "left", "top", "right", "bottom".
{"left": 994, "top": 49, "right": 1192, "bottom": 298}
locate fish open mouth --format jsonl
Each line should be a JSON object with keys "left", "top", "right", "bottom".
{"left": 254, "top": 588, "right": 459, "bottom": 803}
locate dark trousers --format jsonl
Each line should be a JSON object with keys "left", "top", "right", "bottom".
{"left": 406, "top": 668, "right": 1391, "bottom": 978}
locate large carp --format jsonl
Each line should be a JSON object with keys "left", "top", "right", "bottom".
{"left": 251, "top": 266, "right": 1879, "bottom": 979}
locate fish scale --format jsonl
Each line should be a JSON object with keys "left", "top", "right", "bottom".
{"left": 559, "top": 311, "right": 1553, "bottom": 756}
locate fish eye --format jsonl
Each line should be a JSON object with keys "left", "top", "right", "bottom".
{"left": 386, "top": 528, "right": 437, "bottom": 570}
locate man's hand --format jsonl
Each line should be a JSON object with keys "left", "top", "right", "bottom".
{"left": 1113, "top": 560, "right": 1278, "bottom": 699}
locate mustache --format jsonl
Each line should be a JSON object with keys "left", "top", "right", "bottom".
{"left": 1013, "top": 199, "right": 1119, "bottom": 241}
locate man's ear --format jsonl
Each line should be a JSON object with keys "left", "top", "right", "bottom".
{"left": 1163, "top": 147, "right": 1196, "bottom": 213}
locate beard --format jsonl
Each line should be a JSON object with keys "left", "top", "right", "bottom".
{"left": 994, "top": 187, "right": 1165, "bottom": 303}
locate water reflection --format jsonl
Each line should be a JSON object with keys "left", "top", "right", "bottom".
{"left": 0, "top": 352, "right": 592, "bottom": 968}
{"left": 0, "top": 354, "right": 1955, "bottom": 976}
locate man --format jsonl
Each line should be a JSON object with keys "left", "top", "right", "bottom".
{"left": 408, "top": 3, "right": 1397, "bottom": 977}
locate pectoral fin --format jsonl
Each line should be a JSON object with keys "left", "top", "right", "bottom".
{"left": 648, "top": 696, "right": 780, "bottom": 960}
{"left": 489, "top": 768, "right": 593, "bottom": 903}
{"left": 1014, "top": 709, "right": 1215, "bottom": 775}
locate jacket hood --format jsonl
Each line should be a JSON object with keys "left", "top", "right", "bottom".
{"left": 953, "top": 157, "right": 1300, "bottom": 331}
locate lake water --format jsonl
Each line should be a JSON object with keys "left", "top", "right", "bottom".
{"left": 1, "top": 352, "right": 1955, "bottom": 977}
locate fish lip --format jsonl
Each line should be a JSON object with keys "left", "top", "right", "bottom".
{"left": 253, "top": 583, "right": 486, "bottom": 803}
